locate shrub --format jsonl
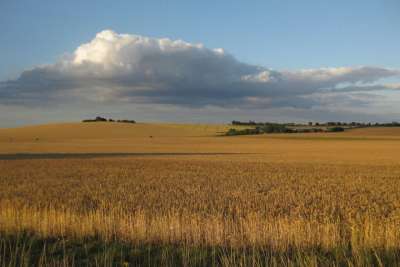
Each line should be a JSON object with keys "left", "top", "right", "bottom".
{"left": 261, "top": 124, "right": 292, "bottom": 133}
{"left": 226, "top": 128, "right": 261, "bottom": 136}
{"left": 327, "top": 127, "right": 345, "bottom": 132}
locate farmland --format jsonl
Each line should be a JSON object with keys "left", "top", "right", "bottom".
{"left": 1, "top": 123, "right": 400, "bottom": 266}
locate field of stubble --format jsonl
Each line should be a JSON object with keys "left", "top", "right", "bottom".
{"left": 1, "top": 123, "right": 400, "bottom": 266}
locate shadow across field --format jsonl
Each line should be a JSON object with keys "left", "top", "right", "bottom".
{"left": 1, "top": 232, "right": 398, "bottom": 266}
{"left": 0, "top": 152, "right": 252, "bottom": 160}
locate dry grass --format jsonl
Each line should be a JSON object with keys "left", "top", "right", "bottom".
{"left": 1, "top": 123, "right": 400, "bottom": 265}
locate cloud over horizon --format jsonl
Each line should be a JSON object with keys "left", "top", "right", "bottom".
{"left": 1, "top": 29, "right": 400, "bottom": 123}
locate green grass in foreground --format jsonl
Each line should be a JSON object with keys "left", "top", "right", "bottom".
{"left": 1, "top": 232, "right": 399, "bottom": 267}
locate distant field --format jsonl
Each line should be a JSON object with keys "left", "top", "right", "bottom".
{"left": 0, "top": 122, "right": 236, "bottom": 140}
{"left": 1, "top": 123, "right": 400, "bottom": 164}
{"left": 1, "top": 123, "right": 400, "bottom": 266}
{"left": 341, "top": 126, "right": 400, "bottom": 136}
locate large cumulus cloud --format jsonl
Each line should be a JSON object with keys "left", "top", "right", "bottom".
{"left": 1, "top": 30, "right": 399, "bottom": 112}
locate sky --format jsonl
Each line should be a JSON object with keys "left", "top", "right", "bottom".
{"left": 1, "top": 0, "right": 400, "bottom": 127}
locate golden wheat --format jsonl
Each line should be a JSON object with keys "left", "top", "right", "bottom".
{"left": 1, "top": 123, "right": 400, "bottom": 265}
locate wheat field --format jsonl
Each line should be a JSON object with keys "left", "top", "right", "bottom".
{"left": 1, "top": 123, "right": 400, "bottom": 266}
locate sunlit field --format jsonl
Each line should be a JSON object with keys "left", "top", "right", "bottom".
{"left": 1, "top": 123, "right": 400, "bottom": 266}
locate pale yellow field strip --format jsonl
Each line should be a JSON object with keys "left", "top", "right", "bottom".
{"left": 0, "top": 123, "right": 400, "bottom": 164}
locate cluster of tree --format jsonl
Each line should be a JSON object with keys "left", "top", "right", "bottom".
{"left": 226, "top": 125, "right": 345, "bottom": 136}
{"left": 232, "top": 120, "right": 314, "bottom": 127}
{"left": 261, "top": 124, "right": 292, "bottom": 133}
{"left": 309, "top": 121, "right": 400, "bottom": 127}
{"left": 226, "top": 128, "right": 262, "bottom": 136}
{"left": 82, "top": 117, "right": 136, "bottom": 123}
{"left": 115, "top": 119, "right": 137, "bottom": 123}
{"left": 311, "top": 121, "right": 400, "bottom": 127}
{"left": 368, "top": 122, "right": 400, "bottom": 127}
{"left": 326, "top": 126, "right": 345, "bottom": 132}
{"left": 226, "top": 124, "right": 293, "bottom": 136}
{"left": 310, "top": 122, "right": 372, "bottom": 127}
{"left": 231, "top": 120, "right": 262, "bottom": 126}
{"left": 82, "top": 116, "right": 108, "bottom": 122}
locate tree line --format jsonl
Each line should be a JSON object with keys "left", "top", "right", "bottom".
{"left": 231, "top": 120, "right": 400, "bottom": 127}
{"left": 82, "top": 116, "right": 136, "bottom": 124}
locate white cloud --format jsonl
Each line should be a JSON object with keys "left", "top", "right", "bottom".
{"left": 1, "top": 29, "right": 400, "bottom": 123}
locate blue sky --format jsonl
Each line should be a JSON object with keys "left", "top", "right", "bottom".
{"left": 0, "top": 0, "right": 400, "bottom": 126}
{"left": 1, "top": 0, "right": 399, "bottom": 79}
